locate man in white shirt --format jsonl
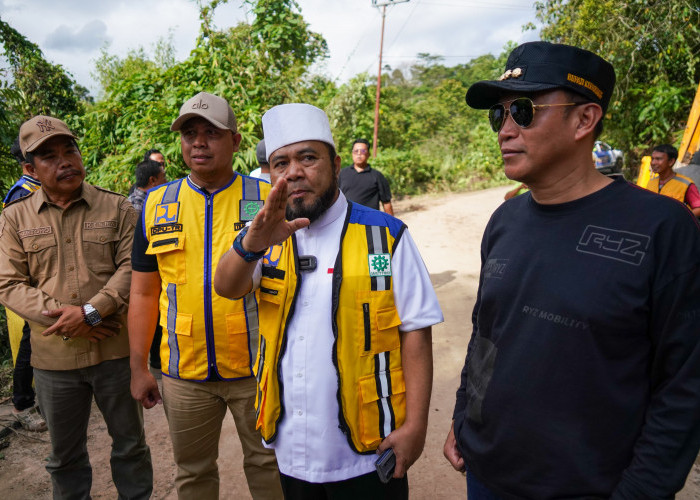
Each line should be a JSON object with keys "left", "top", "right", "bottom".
{"left": 215, "top": 103, "right": 442, "bottom": 499}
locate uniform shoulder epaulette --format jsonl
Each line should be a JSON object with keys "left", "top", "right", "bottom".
{"left": 93, "top": 185, "right": 128, "bottom": 198}
{"left": 2, "top": 190, "right": 38, "bottom": 208}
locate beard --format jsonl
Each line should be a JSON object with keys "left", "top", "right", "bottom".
{"left": 286, "top": 176, "right": 338, "bottom": 223}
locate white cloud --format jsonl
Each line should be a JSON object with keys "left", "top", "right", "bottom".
{"left": 45, "top": 20, "right": 110, "bottom": 52}
{"left": 1, "top": 0, "right": 541, "bottom": 95}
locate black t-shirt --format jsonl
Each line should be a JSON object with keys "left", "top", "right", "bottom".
{"left": 132, "top": 210, "right": 158, "bottom": 272}
{"left": 337, "top": 165, "right": 391, "bottom": 210}
{"left": 454, "top": 178, "right": 700, "bottom": 499}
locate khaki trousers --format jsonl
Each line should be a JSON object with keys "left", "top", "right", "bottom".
{"left": 162, "top": 375, "right": 282, "bottom": 500}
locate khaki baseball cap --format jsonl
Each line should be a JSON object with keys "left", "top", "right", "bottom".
{"left": 170, "top": 92, "right": 237, "bottom": 132}
{"left": 19, "top": 115, "right": 78, "bottom": 156}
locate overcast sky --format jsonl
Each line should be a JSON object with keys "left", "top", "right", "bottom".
{"left": 1, "top": 0, "right": 541, "bottom": 96}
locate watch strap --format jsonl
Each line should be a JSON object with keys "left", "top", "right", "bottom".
{"left": 232, "top": 226, "right": 266, "bottom": 262}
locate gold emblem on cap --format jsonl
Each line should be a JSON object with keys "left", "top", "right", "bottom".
{"left": 498, "top": 67, "right": 523, "bottom": 81}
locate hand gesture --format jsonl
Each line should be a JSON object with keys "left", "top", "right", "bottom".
{"left": 243, "top": 178, "right": 310, "bottom": 252}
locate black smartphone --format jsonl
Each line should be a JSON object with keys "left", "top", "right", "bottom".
{"left": 375, "top": 448, "right": 396, "bottom": 484}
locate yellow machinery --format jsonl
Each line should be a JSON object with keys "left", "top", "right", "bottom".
{"left": 678, "top": 83, "right": 700, "bottom": 164}
{"left": 637, "top": 82, "right": 700, "bottom": 186}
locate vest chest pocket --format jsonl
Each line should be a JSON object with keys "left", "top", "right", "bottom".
{"left": 259, "top": 276, "right": 284, "bottom": 306}
{"left": 147, "top": 234, "right": 187, "bottom": 284}
{"left": 82, "top": 229, "right": 118, "bottom": 272}
{"left": 21, "top": 233, "right": 57, "bottom": 278}
{"left": 356, "top": 290, "right": 402, "bottom": 355}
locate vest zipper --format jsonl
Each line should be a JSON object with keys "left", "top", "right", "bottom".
{"left": 363, "top": 303, "right": 371, "bottom": 351}
{"left": 203, "top": 191, "right": 218, "bottom": 376}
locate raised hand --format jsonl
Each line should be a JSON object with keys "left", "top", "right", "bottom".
{"left": 243, "top": 177, "right": 310, "bottom": 252}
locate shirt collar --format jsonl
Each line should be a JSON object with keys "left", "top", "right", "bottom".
{"left": 305, "top": 190, "right": 347, "bottom": 232}
{"left": 34, "top": 182, "right": 91, "bottom": 213}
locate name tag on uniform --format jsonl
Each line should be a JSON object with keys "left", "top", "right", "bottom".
{"left": 240, "top": 200, "right": 264, "bottom": 221}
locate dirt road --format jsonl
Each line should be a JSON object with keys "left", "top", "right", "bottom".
{"left": 0, "top": 185, "right": 698, "bottom": 498}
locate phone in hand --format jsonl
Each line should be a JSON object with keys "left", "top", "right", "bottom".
{"left": 375, "top": 448, "right": 396, "bottom": 484}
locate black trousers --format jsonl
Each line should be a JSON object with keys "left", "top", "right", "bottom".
{"left": 12, "top": 321, "right": 35, "bottom": 411}
{"left": 280, "top": 471, "right": 408, "bottom": 500}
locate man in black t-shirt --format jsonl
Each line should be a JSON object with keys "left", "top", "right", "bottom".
{"left": 338, "top": 139, "right": 393, "bottom": 214}
{"left": 444, "top": 41, "right": 700, "bottom": 499}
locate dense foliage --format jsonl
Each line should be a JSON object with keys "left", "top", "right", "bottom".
{"left": 534, "top": 0, "right": 700, "bottom": 169}
{"left": 74, "top": 0, "right": 328, "bottom": 191}
{"left": 2, "top": 0, "right": 699, "bottom": 194}
{"left": 0, "top": 19, "right": 88, "bottom": 193}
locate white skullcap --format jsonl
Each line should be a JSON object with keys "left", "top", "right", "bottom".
{"left": 262, "top": 103, "right": 335, "bottom": 161}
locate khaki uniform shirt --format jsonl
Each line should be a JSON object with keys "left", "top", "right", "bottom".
{"left": 0, "top": 183, "right": 138, "bottom": 370}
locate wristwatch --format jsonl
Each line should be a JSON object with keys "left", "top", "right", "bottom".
{"left": 82, "top": 303, "right": 102, "bottom": 326}
{"left": 232, "top": 226, "right": 267, "bottom": 262}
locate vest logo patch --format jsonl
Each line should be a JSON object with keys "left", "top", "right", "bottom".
{"left": 233, "top": 222, "right": 246, "bottom": 231}
{"left": 240, "top": 200, "right": 264, "bottom": 221}
{"left": 151, "top": 223, "right": 183, "bottom": 236}
{"left": 18, "top": 226, "right": 52, "bottom": 239}
{"left": 576, "top": 225, "right": 650, "bottom": 266}
{"left": 84, "top": 220, "right": 117, "bottom": 230}
{"left": 263, "top": 245, "right": 283, "bottom": 267}
{"left": 155, "top": 202, "right": 179, "bottom": 225}
{"left": 368, "top": 253, "right": 391, "bottom": 277}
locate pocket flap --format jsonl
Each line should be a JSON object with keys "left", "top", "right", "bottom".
{"left": 226, "top": 311, "right": 248, "bottom": 335}
{"left": 359, "top": 370, "right": 406, "bottom": 403}
{"left": 160, "top": 312, "right": 192, "bottom": 336}
{"left": 147, "top": 233, "right": 186, "bottom": 255}
{"left": 376, "top": 307, "right": 401, "bottom": 331}
{"left": 259, "top": 277, "right": 284, "bottom": 304}
{"left": 21, "top": 233, "right": 57, "bottom": 253}
{"left": 83, "top": 228, "right": 119, "bottom": 244}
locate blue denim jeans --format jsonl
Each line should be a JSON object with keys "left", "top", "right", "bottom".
{"left": 467, "top": 470, "right": 503, "bottom": 500}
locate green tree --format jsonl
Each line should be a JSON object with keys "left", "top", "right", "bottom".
{"left": 0, "top": 18, "right": 88, "bottom": 193}
{"left": 77, "top": 0, "right": 329, "bottom": 192}
{"left": 534, "top": 0, "right": 700, "bottom": 167}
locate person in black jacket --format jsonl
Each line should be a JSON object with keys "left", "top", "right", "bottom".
{"left": 444, "top": 41, "right": 700, "bottom": 499}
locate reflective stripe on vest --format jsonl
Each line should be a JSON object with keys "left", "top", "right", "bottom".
{"left": 255, "top": 201, "right": 407, "bottom": 453}
{"left": 143, "top": 175, "right": 270, "bottom": 381}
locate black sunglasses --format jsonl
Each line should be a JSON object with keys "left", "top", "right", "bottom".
{"left": 488, "top": 97, "right": 584, "bottom": 132}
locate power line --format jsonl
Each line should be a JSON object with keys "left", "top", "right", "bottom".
{"left": 333, "top": 9, "right": 381, "bottom": 81}
{"left": 384, "top": 0, "right": 421, "bottom": 53}
{"left": 421, "top": 0, "right": 533, "bottom": 8}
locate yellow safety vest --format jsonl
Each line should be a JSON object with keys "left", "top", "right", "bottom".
{"left": 254, "top": 202, "right": 407, "bottom": 453}
{"left": 143, "top": 175, "right": 269, "bottom": 381}
{"left": 646, "top": 174, "right": 694, "bottom": 206}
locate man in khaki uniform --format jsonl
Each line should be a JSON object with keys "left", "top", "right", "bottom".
{"left": 0, "top": 115, "right": 152, "bottom": 499}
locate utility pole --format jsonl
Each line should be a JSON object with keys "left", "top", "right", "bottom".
{"left": 371, "top": 0, "right": 409, "bottom": 158}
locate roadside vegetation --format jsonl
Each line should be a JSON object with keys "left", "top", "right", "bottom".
{"left": 0, "top": 0, "right": 697, "bottom": 364}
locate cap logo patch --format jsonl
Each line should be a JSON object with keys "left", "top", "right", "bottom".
{"left": 192, "top": 100, "right": 209, "bottom": 110}
{"left": 498, "top": 67, "right": 523, "bottom": 81}
{"left": 36, "top": 119, "right": 56, "bottom": 133}
{"left": 566, "top": 73, "right": 603, "bottom": 99}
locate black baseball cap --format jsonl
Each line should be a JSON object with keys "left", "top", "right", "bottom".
{"left": 466, "top": 41, "right": 616, "bottom": 113}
